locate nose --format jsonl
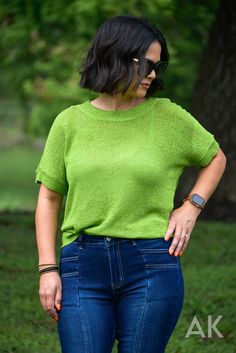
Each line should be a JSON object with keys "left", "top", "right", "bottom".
{"left": 147, "top": 69, "right": 156, "bottom": 80}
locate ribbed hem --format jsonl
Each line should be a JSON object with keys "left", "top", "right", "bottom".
{"left": 198, "top": 139, "right": 220, "bottom": 167}
{"left": 77, "top": 97, "right": 158, "bottom": 121}
{"left": 35, "top": 168, "right": 68, "bottom": 196}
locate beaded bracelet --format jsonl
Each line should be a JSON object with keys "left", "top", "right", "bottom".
{"left": 39, "top": 266, "right": 59, "bottom": 276}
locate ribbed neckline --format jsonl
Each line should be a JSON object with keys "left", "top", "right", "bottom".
{"left": 77, "top": 97, "right": 158, "bottom": 121}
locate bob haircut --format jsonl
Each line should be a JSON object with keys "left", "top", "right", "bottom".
{"left": 78, "top": 15, "right": 170, "bottom": 98}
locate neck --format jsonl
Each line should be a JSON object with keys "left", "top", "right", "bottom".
{"left": 97, "top": 94, "right": 145, "bottom": 111}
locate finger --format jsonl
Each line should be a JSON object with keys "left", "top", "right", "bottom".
{"left": 46, "top": 292, "right": 58, "bottom": 319}
{"left": 164, "top": 220, "right": 176, "bottom": 241}
{"left": 46, "top": 306, "right": 57, "bottom": 319}
{"left": 174, "top": 232, "right": 187, "bottom": 256}
{"left": 180, "top": 233, "right": 190, "bottom": 255}
{"left": 47, "top": 306, "right": 57, "bottom": 317}
{"left": 169, "top": 225, "right": 182, "bottom": 255}
{"left": 55, "top": 287, "right": 62, "bottom": 312}
{"left": 39, "top": 290, "right": 47, "bottom": 312}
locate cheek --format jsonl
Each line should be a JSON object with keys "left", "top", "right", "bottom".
{"left": 131, "top": 70, "right": 142, "bottom": 88}
{"left": 126, "top": 66, "right": 143, "bottom": 93}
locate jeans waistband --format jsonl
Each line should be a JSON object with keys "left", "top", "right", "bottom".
{"left": 76, "top": 230, "right": 137, "bottom": 248}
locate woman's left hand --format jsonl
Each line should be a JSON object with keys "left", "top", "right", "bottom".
{"left": 164, "top": 202, "right": 202, "bottom": 256}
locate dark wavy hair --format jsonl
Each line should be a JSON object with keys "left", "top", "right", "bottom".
{"left": 78, "top": 15, "right": 170, "bottom": 98}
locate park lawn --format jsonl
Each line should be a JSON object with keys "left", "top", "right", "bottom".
{"left": 0, "top": 212, "right": 235, "bottom": 353}
{"left": 0, "top": 144, "right": 42, "bottom": 211}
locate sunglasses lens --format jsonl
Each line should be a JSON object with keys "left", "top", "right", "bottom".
{"left": 155, "top": 61, "right": 168, "bottom": 75}
{"left": 135, "top": 58, "right": 168, "bottom": 76}
{"left": 146, "top": 59, "right": 167, "bottom": 76}
{"left": 146, "top": 60, "right": 154, "bottom": 75}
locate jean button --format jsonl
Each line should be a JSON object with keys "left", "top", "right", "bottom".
{"left": 106, "top": 237, "right": 111, "bottom": 241}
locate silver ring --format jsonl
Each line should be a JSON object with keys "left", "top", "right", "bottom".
{"left": 181, "top": 233, "right": 188, "bottom": 238}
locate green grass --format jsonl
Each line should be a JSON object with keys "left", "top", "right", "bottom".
{"left": 0, "top": 144, "right": 42, "bottom": 211}
{"left": 0, "top": 213, "right": 235, "bottom": 353}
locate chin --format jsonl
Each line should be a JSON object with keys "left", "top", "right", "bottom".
{"left": 134, "top": 90, "right": 147, "bottom": 98}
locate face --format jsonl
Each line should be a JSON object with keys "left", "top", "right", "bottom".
{"left": 124, "top": 41, "right": 162, "bottom": 99}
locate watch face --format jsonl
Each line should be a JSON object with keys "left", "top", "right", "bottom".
{"left": 192, "top": 194, "right": 205, "bottom": 206}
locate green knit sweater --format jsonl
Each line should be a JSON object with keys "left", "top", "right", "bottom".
{"left": 35, "top": 97, "right": 220, "bottom": 248}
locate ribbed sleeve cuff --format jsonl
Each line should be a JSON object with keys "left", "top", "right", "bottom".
{"left": 197, "top": 139, "right": 220, "bottom": 167}
{"left": 35, "top": 168, "right": 67, "bottom": 196}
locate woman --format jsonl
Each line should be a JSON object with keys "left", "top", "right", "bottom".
{"left": 35, "top": 15, "right": 226, "bottom": 353}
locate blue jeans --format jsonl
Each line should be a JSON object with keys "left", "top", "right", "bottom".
{"left": 57, "top": 231, "right": 184, "bottom": 353}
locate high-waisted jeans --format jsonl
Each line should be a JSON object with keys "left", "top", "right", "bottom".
{"left": 57, "top": 230, "right": 184, "bottom": 353}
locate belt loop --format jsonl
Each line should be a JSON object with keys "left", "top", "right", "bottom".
{"left": 78, "top": 231, "right": 84, "bottom": 249}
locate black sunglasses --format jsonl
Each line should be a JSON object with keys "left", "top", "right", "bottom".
{"left": 133, "top": 57, "right": 168, "bottom": 77}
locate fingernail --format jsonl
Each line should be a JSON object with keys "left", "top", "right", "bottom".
{"left": 56, "top": 303, "right": 61, "bottom": 310}
{"left": 180, "top": 251, "right": 183, "bottom": 256}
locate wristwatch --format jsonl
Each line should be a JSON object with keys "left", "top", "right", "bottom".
{"left": 182, "top": 193, "right": 206, "bottom": 210}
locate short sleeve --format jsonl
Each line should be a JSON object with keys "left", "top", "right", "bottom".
{"left": 35, "top": 111, "right": 68, "bottom": 196}
{"left": 190, "top": 117, "right": 220, "bottom": 167}
{"left": 170, "top": 100, "right": 220, "bottom": 168}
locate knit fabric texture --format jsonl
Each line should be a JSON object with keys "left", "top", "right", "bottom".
{"left": 35, "top": 97, "right": 220, "bottom": 248}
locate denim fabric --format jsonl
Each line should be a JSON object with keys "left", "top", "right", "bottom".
{"left": 57, "top": 231, "right": 184, "bottom": 353}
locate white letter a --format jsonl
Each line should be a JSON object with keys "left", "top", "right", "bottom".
{"left": 185, "top": 315, "right": 205, "bottom": 338}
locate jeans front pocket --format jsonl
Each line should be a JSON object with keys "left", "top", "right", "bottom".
{"left": 59, "top": 254, "right": 80, "bottom": 307}
{"left": 135, "top": 238, "right": 184, "bottom": 301}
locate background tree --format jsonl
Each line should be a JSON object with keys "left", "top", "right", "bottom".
{"left": 1, "top": 0, "right": 233, "bottom": 219}
{"left": 0, "top": 0, "right": 219, "bottom": 136}
{"left": 176, "top": 0, "right": 235, "bottom": 220}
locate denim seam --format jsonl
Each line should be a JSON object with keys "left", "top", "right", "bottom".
{"left": 107, "top": 246, "right": 115, "bottom": 290}
{"left": 110, "top": 243, "right": 124, "bottom": 289}
{"left": 160, "top": 270, "right": 183, "bottom": 348}
{"left": 144, "top": 264, "right": 179, "bottom": 268}
{"left": 116, "top": 242, "right": 125, "bottom": 287}
{"left": 60, "top": 255, "right": 79, "bottom": 262}
{"left": 61, "top": 271, "right": 80, "bottom": 278}
{"left": 133, "top": 300, "right": 147, "bottom": 353}
{"left": 133, "top": 242, "right": 149, "bottom": 295}
{"left": 80, "top": 305, "right": 92, "bottom": 353}
{"left": 139, "top": 249, "right": 169, "bottom": 253}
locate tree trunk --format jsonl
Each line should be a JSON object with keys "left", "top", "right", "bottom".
{"left": 175, "top": 0, "right": 236, "bottom": 221}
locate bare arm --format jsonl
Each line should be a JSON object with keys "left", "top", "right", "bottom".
{"left": 164, "top": 148, "right": 227, "bottom": 256}
{"left": 35, "top": 183, "right": 64, "bottom": 322}
{"left": 35, "top": 184, "right": 63, "bottom": 266}
{"left": 182, "top": 148, "right": 227, "bottom": 207}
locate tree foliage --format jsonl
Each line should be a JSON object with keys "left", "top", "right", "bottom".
{"left": 0, "top": 0, "right": 219, "bottom": 136}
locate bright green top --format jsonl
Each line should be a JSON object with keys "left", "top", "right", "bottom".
{"left": 35, "top": 97, "right": 220, "bottom": 248}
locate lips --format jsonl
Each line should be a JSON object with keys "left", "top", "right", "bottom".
{"left": 141, "top": 83, "right": 150, "bottom": 89}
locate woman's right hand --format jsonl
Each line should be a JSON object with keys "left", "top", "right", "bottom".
{"left": 39, "top": 271, "right": 62, "bottom": 322}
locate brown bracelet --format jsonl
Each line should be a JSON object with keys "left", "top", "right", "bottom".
{"left": 39, "top": 269, "right": 59, "bottom": 277}
{"left": 38, "top": 263, "right": 57, "bottom": 267}
{"left": 39, "top": 266, "right": 59, "bottom": 276}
